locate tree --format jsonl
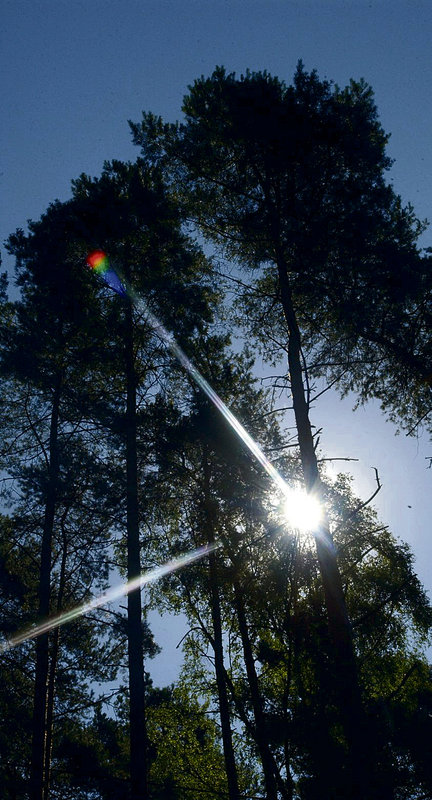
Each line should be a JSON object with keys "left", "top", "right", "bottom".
{"left": 2, "top": 155, "right": 219, "bottom": 798}
{"left": 68, "top": 158, "right": 220, "bottom": 799}
{"left": 130, "top": 62, "right": 431, "bottom": 796}
{"left": 136, "top": 65, "right": 431, "bottom": 438}
{"left": 299, "top": 245, "right": 432, "bottom": 438}
{"left": 2, "top": 202, "right": 117, "bottom": 800}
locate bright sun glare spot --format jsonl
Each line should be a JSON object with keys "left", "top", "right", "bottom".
{"left": 282, "top": 488, "right": 322, "bottom": 533}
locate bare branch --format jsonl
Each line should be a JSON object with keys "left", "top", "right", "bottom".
{"left": 332, "top": 467, "right": 382, "bottom": 536}
{"left": 318, "top": 457, "right": 360, "bottom": 464}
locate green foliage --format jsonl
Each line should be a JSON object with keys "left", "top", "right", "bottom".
{"left": 148, "top": 686, "right": 230, "bottom": 799}
{"left": 49, "top": 708, "right": 130, "bottom": 799}
{"left": 49, "top": 684, "right": 233, "bottom": 800}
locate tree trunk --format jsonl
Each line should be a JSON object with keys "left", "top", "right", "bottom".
{"left": 42, "top": 525, "right": 68, "bottom": 800}
{"left": 41, "top": 632, "right": 59, "bottom": 800}
{"left": 30, "top": 377, "right": 61, "bottom": 800}
{"left": 276, "top": 257, "right": 371, "bottom": 798}
{"left": 232, "top": 579, "right": 281, "bottom": 800}
{"left": 124, "top": 300, "right": 148, "bottom": 800}
{"left": 202, "top": 453, "right": 241, "bottom": 800}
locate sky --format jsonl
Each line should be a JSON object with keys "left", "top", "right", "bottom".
{"left": 2, "top": 0, "right": 432, "bottom": 683}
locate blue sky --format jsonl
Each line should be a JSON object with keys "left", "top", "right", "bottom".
{"left": 2, "top": 0, "right": 432, "bottom": 681}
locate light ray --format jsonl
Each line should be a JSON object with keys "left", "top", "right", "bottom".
{"left": 132, "top": 294, "right": 289, "bottom": 497}
{"left": 0, "top": 543, "right": 219, "bottom": 654}
{"left": 128, "top": 293, "right": 325, "bottom": 538}
{"left": 87, "top": 251, "right": 290, "bottom": 498}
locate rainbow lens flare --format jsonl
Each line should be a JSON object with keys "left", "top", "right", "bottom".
{"left": 87, "top": 250, "right": 127, "bottom": 297}
{"left": 87, "top": 249, "right": 109, "bottom": 273}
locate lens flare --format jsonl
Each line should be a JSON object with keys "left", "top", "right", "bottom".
{"left": 87, "top": 250, "right": 109, "bottom": 273}
{"left": 0, "top": 543, "right": 219, "bottom": 654}
{"left": 132, "top": 297, "right": 326, "bottom": 539}
{"left": 87, "top": 250, "right": 127, "bottom": 297}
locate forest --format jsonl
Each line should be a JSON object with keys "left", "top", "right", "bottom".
{"left": 1, "top": 64, "right": 432, "bottom": 800}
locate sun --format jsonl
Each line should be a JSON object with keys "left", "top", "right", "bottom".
{"left": 281, "top": 487, "right": 322, "bottom": 533}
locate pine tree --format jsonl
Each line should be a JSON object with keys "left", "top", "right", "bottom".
{"left": 130, "top": 63, "right": 431, "bottom": 795}
{"left": 2, "top": 202, "right": 115, "bottom": 800}
{"left": 68, "top": 158, "right": 220, "bottom": 799}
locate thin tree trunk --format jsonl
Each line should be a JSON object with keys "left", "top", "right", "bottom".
{"left": 202, "top": 452, "right": 241, "bottom": 800}
{"left": 276, "top": 256, "right": 371, "bottom": 798}
{"left": 30, "top": 377, "right": 61, "bottom": 800}
{"left": 42, "top": 524, "right": 68, "bottom": 800}
{"left": 124, "top": 300, "right": 148, "bottom": 800}
{"left": 232, "top": 579, "right": 280, "bottom": 800}
{"left": 41, "top": 633, "right": 59, "bottom": 800}
{"left": 281, "top": 552, "right": 298, "bottom": 800}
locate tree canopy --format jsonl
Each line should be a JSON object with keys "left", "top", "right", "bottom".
{"left": 130, "top": 63, "right": 432, "bottom": 438}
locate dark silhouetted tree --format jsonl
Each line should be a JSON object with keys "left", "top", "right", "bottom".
{"left": 130, "top": 63, "right": 431, "bottom": 796}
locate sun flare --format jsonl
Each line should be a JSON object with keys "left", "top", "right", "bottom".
{"left": 282, "top": 487, "right": 322, "bottom": 533}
